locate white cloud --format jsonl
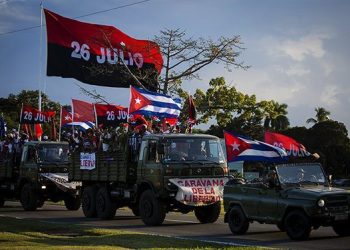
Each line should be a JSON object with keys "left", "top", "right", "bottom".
{"left": 278, "top": 33, "right": 330, "bottom": 61}
{"left": 285, "top": 64, "right": 310, "bottom": 76}
{"left": 261, "top": 32, "right": 331, "bottom": 62}
{"left": 320, "top": 85, "right": 340, "bottom": 107}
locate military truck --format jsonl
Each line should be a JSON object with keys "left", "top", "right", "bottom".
{"left": 223, "top": 163, "right": 350, "bottom": 240}
{"left": 69, "top": 133, "right": 229, "bottom": 226}
{"left": 0, "top": 141, "right": 81, "bottom": 211}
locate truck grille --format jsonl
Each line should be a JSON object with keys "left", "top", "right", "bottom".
{"left": 180, "top": 167, "right": 224, "bottom": 176}
{"left": 325, "top": 195, "right": 349, "bottom": 212}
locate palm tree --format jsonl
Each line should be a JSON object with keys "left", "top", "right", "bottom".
{"left": 306, "top": 107, "right": 331, "bottom": 124}
{"left": 263, "top": 101, "right": 289, "bottom": 130}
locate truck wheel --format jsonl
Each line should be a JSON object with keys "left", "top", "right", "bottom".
{"left": 96, "top": 187, "right": 116, "bottom": 220}
{"left": 285, "top": 210, "right": 311, "bottom": 240}
{"left": 20, "top": 183, "right": 38, "bottom": 211}
{"left": 64, "top": 196, "right": 81, "bottom": 211}
{"left": 332, "top": 221, "right": 350, "bottom": 237}
{"left": 129, "top": 204, "right": 140, "bottom": 216}
{"left": 82, "top": 186, "right": 97, "bottom": 218}
{"left": 194, "top": 202, "right": 221, "bottom": 223}
{"left": 277, "top": 222, "right": 285, "bottom": 232}
{"left": 37, "top": 199, "right": 45, "bottom": 208}
{"left": 228, "top": 206, "right": 249, "bottom": 235}
{"left": 139, "top": 190, "right": 165, "bottom": 226}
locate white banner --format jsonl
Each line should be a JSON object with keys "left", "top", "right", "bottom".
{"left": 169, "top": 177, "right": 229, "bottom": 206}
{"left": 80, "top": 152, "right": 96, "bottom": 170}
{"left": 41, "top": 173, "right": 81, "bottom": 191}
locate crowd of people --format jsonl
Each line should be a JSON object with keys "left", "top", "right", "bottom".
{"left": 0, "top": 117, "right": 189, "bottom": 163}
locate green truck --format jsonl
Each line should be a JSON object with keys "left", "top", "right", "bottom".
{"left": 223, "top": 163, "right": 350, "bottom": 240}
{"left": 69, "top": 133, "right": 229, "bottom": 226}
{"left": 0, "top": 141, "right": 81, "bottom": 211}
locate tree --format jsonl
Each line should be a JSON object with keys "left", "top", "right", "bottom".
{"left": 192, "top": 77, "right": 289, "bottom": 138}
{"left": 306, "top": 107, "right": 331, "bottom": 124}
{"left": 0, "top": 90, "right": 60, "bottom": 133}
{"left": 260, "top": 100, "right": 289, "bottom": 131}
{"left": 155, "top": 29, "right": 249, "bottom": 94}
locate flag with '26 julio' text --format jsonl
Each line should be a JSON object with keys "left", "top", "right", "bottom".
{"left": 44, "top": 9, "right": 163, "bottom": 91}
{"left": 95, "top": 104, "right": 128, "bottom": 128}
{"left": 20, "top": 106, "right": 56, "bottom": 124}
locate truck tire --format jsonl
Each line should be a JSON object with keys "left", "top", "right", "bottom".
{"left": 20, "top": 183, "right": 38, "bottom": 211}
{"left": 194, "top": 202, "right": 221, "bottom": 223}
{"left": 139, "top": 190, "right": 166, "bottom": 226}
{"left": 129, "top": 204, "right": 140, "bottom": 216}
{"left": 332, "top": 221, "right": 350, "bottom": 237}
{"left": 284, "top": 210, "right": 311, "bottom": 240}
{"left": 64, "top": 195, "right": 81, "bottom": 211}
{"left": 96, "top": 187, "right": 116, "bottom": 219}
{"left": 228, "top": 206, "right": 249, "bottom": 235}
{"left": 82, "top": 186, "right": 97, "bottom": 218}
{"left": 37, "top": 199, "right": 45, "bottom": 208}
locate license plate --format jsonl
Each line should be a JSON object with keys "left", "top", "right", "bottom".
{"left": 334, "top": 214, "right": 348, "bottom": 221}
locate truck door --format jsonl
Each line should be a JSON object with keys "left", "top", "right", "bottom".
{"left": 139, "top": 139, "right": 163, "bottom": 190}
{"left": 256, "top": 187, "right": 279, "bottom": 221}
{"left": 20, "top": 145, "right": 38, "bottom": 183}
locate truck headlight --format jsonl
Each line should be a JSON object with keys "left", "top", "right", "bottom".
{"left": 317, "top": 199, "right": 325, "bottom": 207}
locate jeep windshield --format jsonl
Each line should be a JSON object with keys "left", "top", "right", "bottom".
{"left": 276, "top": 164, "right": 327, "bottom": 186}
{"left": 37, "top": 144, "right": 69, "bottom": 163}
{"left": 163, "top": 138, "right": 225, "bottom": 164}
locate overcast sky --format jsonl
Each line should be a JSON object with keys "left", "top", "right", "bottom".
{"left": 0, "top": 0, "right": 349, "bottom": 131}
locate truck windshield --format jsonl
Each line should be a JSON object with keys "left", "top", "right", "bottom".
{"left": 37, "top": 144, "right": 69, "bottom": 163}
{"left": 276, "top": 164, "right": 327, "bottom": 185}
{"left": 163, "top": 138, "right": 225, "bottom": 164}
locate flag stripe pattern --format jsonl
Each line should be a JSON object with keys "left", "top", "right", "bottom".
{"left": 224, "top": 131, "right": 288, "bottom": 163}
{"left": 129, "top": 86, "right": 180, "bottom": 118}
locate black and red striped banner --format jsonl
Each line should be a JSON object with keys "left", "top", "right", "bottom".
{"left": 44, "top": 9, "right": 163, "bottom": 90}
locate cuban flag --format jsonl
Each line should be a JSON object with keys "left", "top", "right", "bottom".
{"left": 224, "top": 131, "right": 288, "bottom": 163}
{"left": 129, "top": 86, "right": 181, "bottom": 118}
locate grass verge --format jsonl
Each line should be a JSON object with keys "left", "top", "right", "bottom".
{"left": 0, "top": 216, "right": 261, "bottom": 250}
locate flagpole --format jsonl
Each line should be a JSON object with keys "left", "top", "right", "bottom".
{"left": 71, "top": 99, "right": 74, "bottom": 135}
{"left": 37, "top": 2, "right": 44, "bottom": 141}
{"left": 93, "top": 103, "right": 98, "bottom": 127}
{"left": 59, "top": 105, "right": 62, "bottom": 141}
{"left": 18, "top": 103, "right": 23, "bottom": 133}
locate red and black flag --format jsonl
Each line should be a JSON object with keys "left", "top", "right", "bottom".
{"left": 94, "top": 104, "right": 128, "bottom": 128}
{"left": 20, "top": 106, "right": 56, "bottom": 124}
{"left": 44, "top": 9, "right": 163, "bottom": 90}
{"left": 71, "top": 99, "right": 95, "bottom": 123}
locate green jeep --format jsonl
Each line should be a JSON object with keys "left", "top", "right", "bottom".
{"left": 224, "top": 163, "right": 350, "bottom": 240}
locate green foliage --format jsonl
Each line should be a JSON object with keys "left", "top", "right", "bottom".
{"left": 306, "top": 107, "right": 331, "bottom": 124}
{"left": 0, "top": 90, "right": 60, "bottom": 135}
{"left": 283, "top": 121, "right": 350, "bottom": 177}
{"left": 189, "top": 77, "right": 289, "bottom": 138}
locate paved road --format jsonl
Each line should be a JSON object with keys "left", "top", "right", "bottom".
{"left": 1, "top": 201, "right": 349, "bottom": 249}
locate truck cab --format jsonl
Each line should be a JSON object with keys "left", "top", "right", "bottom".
{"left": 224, "top": 163, "right": 350, "bottom": 240}
{"left": 0, "top": 141, "right": 80, "bottom": 211}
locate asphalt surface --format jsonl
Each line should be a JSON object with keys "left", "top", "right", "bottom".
{"left": 1, "top": 201, "right": 349, "bottom": 250}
